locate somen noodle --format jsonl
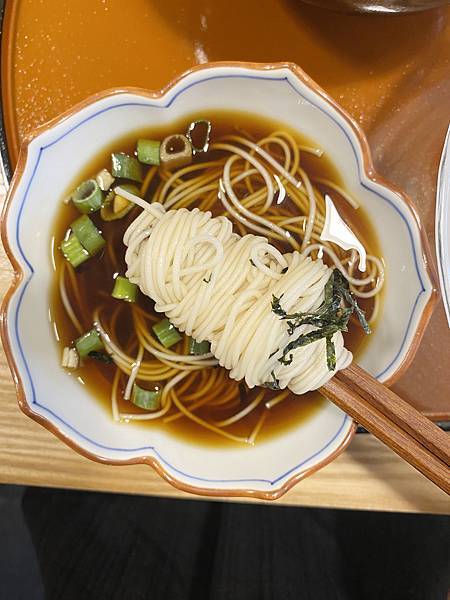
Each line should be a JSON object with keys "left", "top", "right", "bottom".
{"left": 123, "top": 204, "right": 352, "bottom": 393}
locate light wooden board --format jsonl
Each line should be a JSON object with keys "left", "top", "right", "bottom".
{"left": 0, "top": 177, "right": 448, "bottom": 513}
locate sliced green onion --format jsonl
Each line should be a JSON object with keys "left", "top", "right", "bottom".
{"left": 61, "top": 346, "right": 79, "bottom": 369}
{"left": 100, "top": 183, "right": 138, "bottom": 221}
{"left": 112, "top": 276, "right": 138, "bottom": 303}
{"left": 186, "top": 120, "right": 212, "bottom": 154}
{"left": 189, "top": 338, "right": 211, "bottom": 355}
{"left": 72, "top": 179, "right": 103, "bottom": 214}
{"left": 152, "top": 318, "right": 182, "bottom": 348}
{"left": 111, "top": 152, "right": 144, "bottom": 182}
{"left": 131, "top": 384, "right": 162, "bottom": 411}
{"left": 60, "top": 233, "right": 89, "bottom": 268}
{"left": 75, "top": 328, "right": 104, "bottom": 358}
{"left": 113, "top": 193, "right": 129, "bottom": 214}
{"left": 137, "top": 139, "right": 161, "bottom": 165}
{"left": 95, "top": 168, "right": 115, "bottom": 191}
{"left": 71, "top": 215, "right": 106, "bottom": 256}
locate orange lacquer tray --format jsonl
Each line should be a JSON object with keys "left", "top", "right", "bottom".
{"left": 1, "top": 0, "right": 450, "bottom": 421}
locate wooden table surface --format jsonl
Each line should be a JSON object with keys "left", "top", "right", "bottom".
{"left": 0, "top": 177, "right": 448, "bottom": 514}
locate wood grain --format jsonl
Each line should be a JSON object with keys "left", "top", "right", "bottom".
{"left": 0, "top": 177, "right": 449, "bottom": 513}
{"left": 323, "top": 370, "right": 450, "bottom": 495}
{"left": 340, "top": 364, "right": 450, "bottom": 466}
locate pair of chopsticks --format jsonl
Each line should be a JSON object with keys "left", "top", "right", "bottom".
{"left": 321, "top": 364, "right": 450, "bottom": 495}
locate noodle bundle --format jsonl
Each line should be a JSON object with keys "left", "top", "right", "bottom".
{"left": 124, "top": 204, "right": 352, "bottom": 394}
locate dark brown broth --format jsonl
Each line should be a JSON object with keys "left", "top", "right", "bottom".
{"left": 50, "top": 111, "right": 381, "bottom": 447}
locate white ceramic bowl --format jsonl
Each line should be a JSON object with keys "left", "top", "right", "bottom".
{"left": 1, "top": 63, "right": 437, "bottom": 499}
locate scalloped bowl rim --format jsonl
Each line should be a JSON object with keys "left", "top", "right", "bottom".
{"left": 0, "top": 62, "right": 437, "bottom": 500}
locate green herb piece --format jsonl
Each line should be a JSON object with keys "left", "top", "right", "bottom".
{"left": 112, "top": 276, "right": 138, "bottom": 303}
{"left": 100, "top": 183, "right": 138, "bottom": 221}
{"left": 152, "top": 318, "right": 182, "bottom": 348}
{"left": 274, "top": 269, "right": 370, "bottom": 371}
{"left": 279, "top": 321, "right": 344, "bottom": 359}
{"left": 60, "top": 234, "right": 89, "bottom": 268}
{"left": 279, "top": 354, "right": 293, "bottom": 366}
{"left": 61, "top": 346, "right": 80, "bottom": 369}
{"left": 71, "top": 215, "right": 106, "bottom": 256}
{"left": 326, "top": 335, "right": 336, "bottom": 371}
{"left": 131, "top": 384, "right": 162, "bottom": 411}
{"left": 111, "top": 152, "right": 144, "bottom": 182}
{"left": 287, "top": 321, "right": 297, "bottom": 335}
{"left": 72, "top": 179, "right": 104, "bottom": 214}
{"left": 95, "top": 168, "right": 115, "bottom": 191}
{"left": 333, "top": 270, "right": 371, "bottom": 334}
{"left": 75, "top": 328, "right": 104, "bottom": 358}
{"left": 188, "top": 338, "right": 211, "bottom": 355}
{"left": 186, "top": 119, "right": 212, "bottom": 153}
{"left": 262, "top": 370, "right": 280, "bottom": 390}
{"left": 271, "top": 294, "right": 285, "bottom": 317}
{"left": 137, "top": 139, "right": 161, "bottom": 165}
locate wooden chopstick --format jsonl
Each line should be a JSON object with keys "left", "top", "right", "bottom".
{"left": 340, "top": 364, "right": 450, "bottom": 467}
{"left": 321, "top": 366, "right": 450, "bottom": 495}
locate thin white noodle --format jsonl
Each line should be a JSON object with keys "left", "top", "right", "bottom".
{"left": 265, "top": 390, "right": 290, "bottom": 409}
{"left": 95, "top": 311, "right": 218, "bottom": 375}
{"left": 94, "top": 314, "right": 131, "bottom": 363}
{"left": 114, "top": 186, "right": 165, "bottom": 215}
{"left": 158, "top": 161, "right": 222, "bottom": 204}
{"left": 257, "top": 135, "right": 292, "bottom": 173}
{"left": 123, "top": 344, "right": 144, "bottom": 401}
{"left": 302, "top": 244, "right": 384, "bottom": 297}
{"left": 119, "top": 371, "right": 190, "bottom": 421}
{"left": 214, "top": 140, "right": 301, "bottom": 189}
{"left": 218, "top": 186, "right": 286, "bottom": 241}
{"left": 164, "top": 182, "right": 218, "bottom": 210}
{"left": 146, "top": 348, "right": 217, "bottom": 364}
{"left": 298, "top": 167, "right": 317, "bottom": 250}
{"left": 247, "top": 410, "right": 268, "bottom": 445}
{"left": 59, "top": 266, "right": 83, "bottom": 334}
{"left": 221, "top": 156, "right": 292, "bottom": 242}
{"left": 214, "top": 392, "right": 265, "bottom": 427}
{"left": 371, "top": 293, "right": 380, "bottom": 323}
{"left": 136, "top": 331, "right": 218, "bottom": 365}
{"left": 111, "top": 368, "right": 121, "bottom": 422}
{"left": 278, "top": 216, "right": 308, "bottom": 226}
{"left": 170, "top": 391, "right": 250, "bottom": 443}
{"left": 299, "top": 145, "right": 324, "bottom": 157}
